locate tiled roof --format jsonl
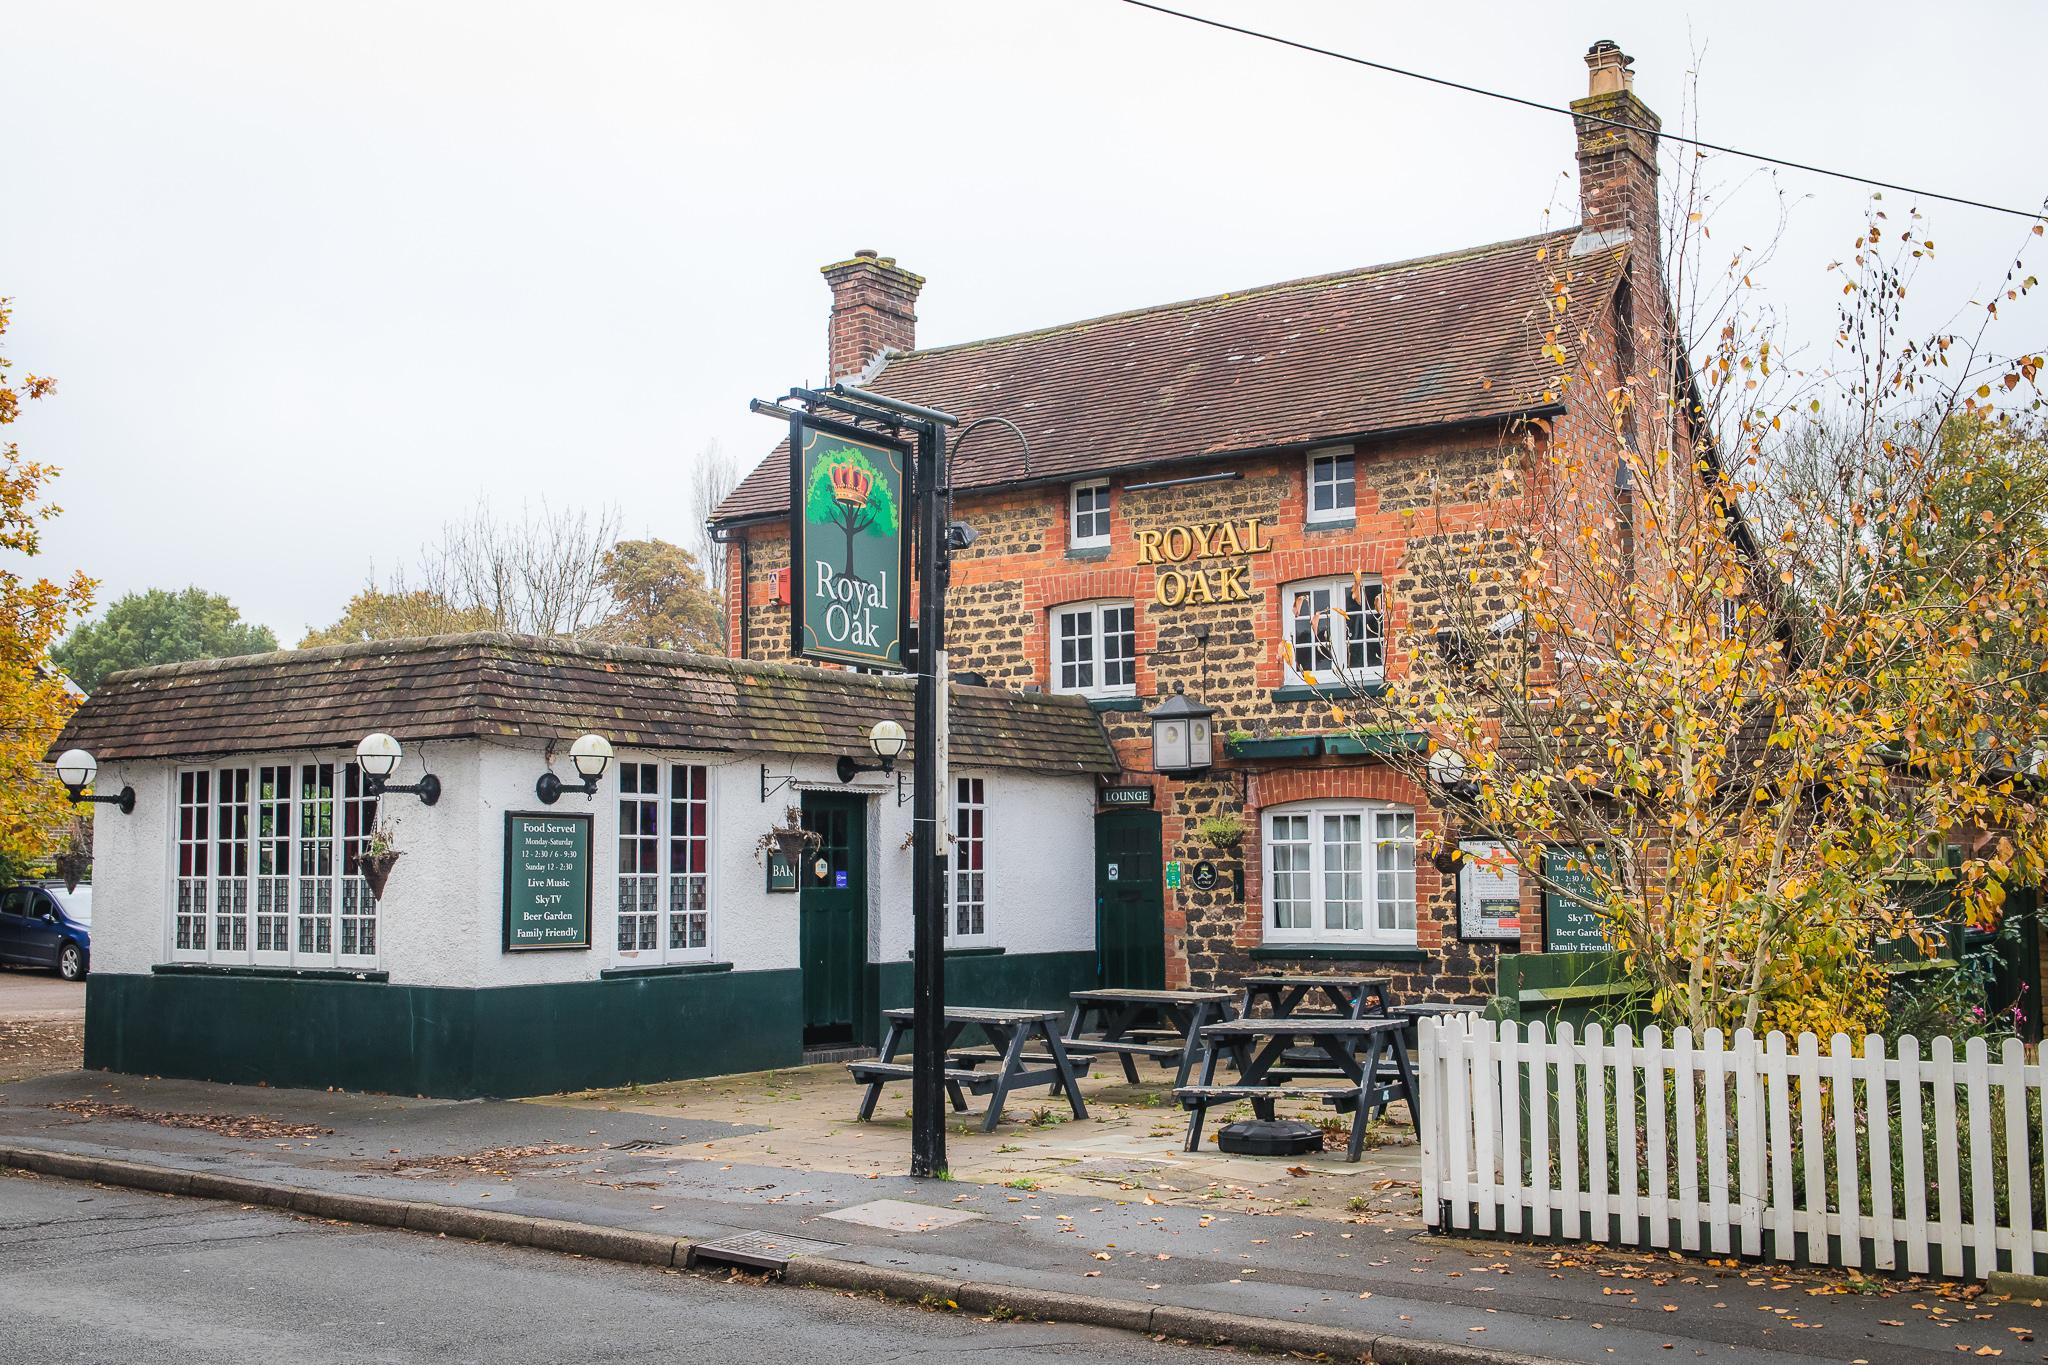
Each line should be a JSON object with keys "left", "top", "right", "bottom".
{"left": 715, "top": 229, "right": 1624, "bottom": 523}
{"left": 50, "top": 633, "right": 1119, "bottom": 776}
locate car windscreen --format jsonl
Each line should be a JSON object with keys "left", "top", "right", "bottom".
{"left": 47, "top": 886, "right": 90, "bottom": 925}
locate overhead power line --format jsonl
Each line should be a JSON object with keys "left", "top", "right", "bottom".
{"left": 1119, "top": 0, "right": 2047, "bottom": 222}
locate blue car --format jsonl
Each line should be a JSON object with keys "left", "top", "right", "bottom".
{"left": 0, "top": 883, "right": 90, "bottom": 981}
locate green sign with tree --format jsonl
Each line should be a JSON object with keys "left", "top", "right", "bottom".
{"left": 790, "top": 421, "right": 908, "bottom": 670}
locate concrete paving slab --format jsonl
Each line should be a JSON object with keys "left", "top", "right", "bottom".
{"left": 821, "top": 1198, "right": 985, "bottom": 1232}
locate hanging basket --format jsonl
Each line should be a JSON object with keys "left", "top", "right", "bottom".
{"left": 360, "top": 850, "right": 403, "bottom": 900}
{"left": 769, "top": 826, "right": 818, "bottom": 868}
{"left": 54, "top": 850, "right": 90, "bottom": 895}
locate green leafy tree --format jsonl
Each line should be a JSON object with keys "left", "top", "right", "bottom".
{"left": 804, "top": 447, "right": 898, "bottom": 583}
{"left": 300, "top": 586, "right": 494, "bottom": 647}
{"left": 54, "top": 587, "right": 276, "bottom": 691}
{"left": 596, "top": 538, "right": 723, "bottom": 653}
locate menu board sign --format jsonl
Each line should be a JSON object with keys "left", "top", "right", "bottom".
{"left": 503, "top": 812, "right": 593, "bottom": 952}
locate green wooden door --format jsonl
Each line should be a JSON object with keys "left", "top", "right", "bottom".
{"left": 800, "top": 792, "right": 868, "bottom": 1044}
{"left": 1096, "top": 810, "right": 1164, "bottom": 989}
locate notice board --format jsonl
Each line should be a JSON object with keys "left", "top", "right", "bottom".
{"left": 1542, "top": 847, "right": 1611, "bottom": 953}
{"left": 503, "top": 811, "right": 593, "bottom": 951}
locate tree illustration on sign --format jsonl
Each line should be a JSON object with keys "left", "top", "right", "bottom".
{"left": 805, "top": 444, "right": 899, "bottom": 584}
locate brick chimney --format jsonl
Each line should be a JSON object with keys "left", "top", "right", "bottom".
{"left": 821, "top": 249, "right": 924, "bottom": 382}
{"left": 1571, "top": 41, "right": 1660, "bottom": 246}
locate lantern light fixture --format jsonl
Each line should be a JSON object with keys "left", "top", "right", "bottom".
{"left": 838, "top": 718, "right": 908, "bottom": 783}
{"left": 1148, "top": 690, "right": 1215, "bottom": 774}
{"left": 538, "top": 733, "right": 614, "bottom": 804}
{"left": 54, "top": 748, "right": 135, "bottom": 814}
{"left": 355, "top": 733, "right": 441, "bottom": 805}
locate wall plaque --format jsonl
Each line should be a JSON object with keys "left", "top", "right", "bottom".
{"left": 503, "top": 812, "right": 593, "bottom": 952}
{"left": 1457, "top": 839, "right": 1521, "bottom": 943}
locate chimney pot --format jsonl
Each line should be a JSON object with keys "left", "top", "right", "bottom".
{"left": 854, "top": 247, "right": 878, "bottom": 259}
{"left": 1584, "top": 40, "right": 1633, "bottom": 97}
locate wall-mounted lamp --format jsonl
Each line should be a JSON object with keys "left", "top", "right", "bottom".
{"left": 355, "top": 733, "right": 441, "bottom": 805}
{"left": 54, "top": 749, "right": 134, "bottom": 815}
{"left": 1149, "top": 691, "right": 1215, "bottom": 773}
{"left": 837, "top": 719, "right": 907, "bottom": 784}
{"left": 537, "top": 733, "right": 613, "bottom": 804}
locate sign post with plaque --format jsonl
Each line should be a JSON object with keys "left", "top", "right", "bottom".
{"left": 502, "top": 812, "right": 593, "bottom": 952}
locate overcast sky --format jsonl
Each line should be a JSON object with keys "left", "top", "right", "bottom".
{"left": 4, "top": 1, "right": 2043, "bottom": 643}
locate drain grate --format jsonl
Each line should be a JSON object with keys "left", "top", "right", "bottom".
{"left": 691, "top": 1230, "right": 843, "bottom": 1272}
{"left": 609, "top": 1139, "right": 668, "bottom": 1152}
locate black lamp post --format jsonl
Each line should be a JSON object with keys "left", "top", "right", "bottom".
{"left": 54, "top": 749, "right": 134, "bottom": 815}
{"left": 355, "top": 733, "right": 442, "bottom": 806}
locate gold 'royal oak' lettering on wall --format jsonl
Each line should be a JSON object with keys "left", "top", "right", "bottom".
{"left": 1135, "top": 518, "right": 1271, "bottom": 608}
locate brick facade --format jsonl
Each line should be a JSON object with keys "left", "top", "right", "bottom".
{"left": 714, "top": 42, "right": 1672, "bottom": 1005}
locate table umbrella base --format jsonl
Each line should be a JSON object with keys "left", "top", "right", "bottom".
{"left": 1215, "top": 1118, "right": 1322, "bottom": 1156}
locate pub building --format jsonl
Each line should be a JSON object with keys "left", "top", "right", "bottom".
{"left": 711, "top": 42, "right": 1670, "bottom": 1002}
{"left": 52, "top": 634, "right": 1114, "bottom": 1097}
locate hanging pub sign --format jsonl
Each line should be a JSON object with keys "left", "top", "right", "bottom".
{"left": 1456, "top": 839, "right": 1521, "bottom": 943}
{"left": 502, "top": 812, "right": 593, "bottom": 951}
{"left": 790, "top": 417, "right": 911, "bottom": 670}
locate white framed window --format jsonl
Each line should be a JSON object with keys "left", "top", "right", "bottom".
{"left": 1070, "top": 480, "right": 1111, "bottom": 548}
{"left": 1263, "top": 802, "right": 1416, "bottom": 946}
{"left": 1717, "top": 596, "right": 1740, "bottom": 641}
{"left": 1051, "top": 600, "right": 1137, "bottom": 698}
{"left": 1283, "top": 575, "right": 1384, "bottom": 685}
{"left": 171, "top": 758, "right": 378, "bottom": 968}
{"left": 951, "top": 776, "right": 986, "bottom": 939}
{"left": 1307, "top": 446, "right": 1356, "bottom": 523}
{"left": 616, "top": 759, "right": 712, "bottom": 963}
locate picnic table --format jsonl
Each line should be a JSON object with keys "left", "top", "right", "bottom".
{"left": 1237, "top": 973, "right": 1392, "bottom": 1020}
{"left": 850, "top": 1006, "right": 1089, "bottom": 1133}
{"left": 1062, "top": 987, "right": 1238, "bottom": 1087}
{"left": 1174, "top": 1016, "right": 1417, "bottom": 1162}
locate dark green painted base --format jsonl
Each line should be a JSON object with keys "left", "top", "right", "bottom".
{"left": 84, "top": 968, "right": 804, "bottom": 1100}
{"left": 868, "top": 950, "right": 1097, "bottom": 1043}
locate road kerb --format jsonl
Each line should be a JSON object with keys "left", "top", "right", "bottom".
{"left": 1986, "top": 1270, "right": 2048, "bottom": 1303}
{"left": 1, "top": 1145, "right": 1573, "bottom": 1365}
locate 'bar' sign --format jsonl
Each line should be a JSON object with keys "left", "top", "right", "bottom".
{"left": 503, "top": 812, "right": 593, "bottom": 951}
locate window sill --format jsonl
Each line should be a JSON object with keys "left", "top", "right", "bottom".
{"left": 1271, "top": 681, "right": 1388, "bottom": 703}
{"left": 153, "top": 963, "right": 389, "bottom": 983}
{"left": 1066, "top": 544, "right": 1111, "bottom": 561}
{"left": 599, "top": 961, "right": 734, "bottom": 980}
{"left": 1088, "top": 696, "right": 1146, "bottom": 713}
{"left": 909, "top": 945, "right": 1007, "bottom": 959}
{"left": 1249, "top": 944, "right": 1428, "bottom": 963}
{"left": 1304, "top": 515, "right": 1357, "bottom": 532}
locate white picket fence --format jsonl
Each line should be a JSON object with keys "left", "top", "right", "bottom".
{"left": 1417, "top": 1015, "right": 2048, "bottom": 1280}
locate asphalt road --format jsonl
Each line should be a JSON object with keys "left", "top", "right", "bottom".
{"left": 0, "top": 1174, "right": 1239, "bottom": 1365}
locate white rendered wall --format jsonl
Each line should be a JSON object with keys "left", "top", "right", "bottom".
{"left": 88, "top": 742, "right": 1098, "bottom": 989}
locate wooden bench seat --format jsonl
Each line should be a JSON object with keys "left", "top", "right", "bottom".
{"left": 1173, "top": 1084, "right": 1357, "bottom": 1104}
{"left": 1061, "top": 1038, "right": 1181, "bottom": 1058}
{"left": 848, "top": 1061, "right": 995, "bottom": 1089}
{"left": 947, "top": 1048, "right": 1095, "bottom": 1075}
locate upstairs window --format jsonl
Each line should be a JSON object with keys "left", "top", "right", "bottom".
{"left": 1283, "top": 576, "right": 1384, "bottom": 686}
{"left": 1070, "top": 480, "right": 1111, "bottom": 549}
{"left": 1051, "top": 600, "right": 1137, "bottom": 699}
{"left": 1307, "top": 447, "right": 1356, "bottom": 523}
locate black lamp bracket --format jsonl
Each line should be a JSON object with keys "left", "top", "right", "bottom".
{"left": 68, "top": 787, "right": 136, "bottom": 816}
{"left": 835, "top": 754, "right": 896, "bottom": 785}
{"left": 536, "top": 771, "right": 598, "bottom": 805}
{"left": 368, "top": 773, "right": 441, "bottom": 806}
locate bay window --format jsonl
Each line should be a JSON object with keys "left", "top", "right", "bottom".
{"left": 173, "top": 759, "right": 379, "bottom": 968}
{"left": 616, "top": 760, "right": 712, "bottom": 962}
{"left": 1283, "top": 575, "right": 1383, "bottom": 685}
{"left": 1264, "top": 802, "right": 1416, "bottom": 946}
{"left": 1051, "top": 600, "right": 1137, "bottom": 698}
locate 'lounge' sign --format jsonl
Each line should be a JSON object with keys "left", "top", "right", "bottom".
{"left": 1135, "top": 517, "right": 1272, "bottom": 606}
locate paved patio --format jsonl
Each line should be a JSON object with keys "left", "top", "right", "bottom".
{"left": 540, "top": 1060, "right": 1426, "bottom": 1225}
